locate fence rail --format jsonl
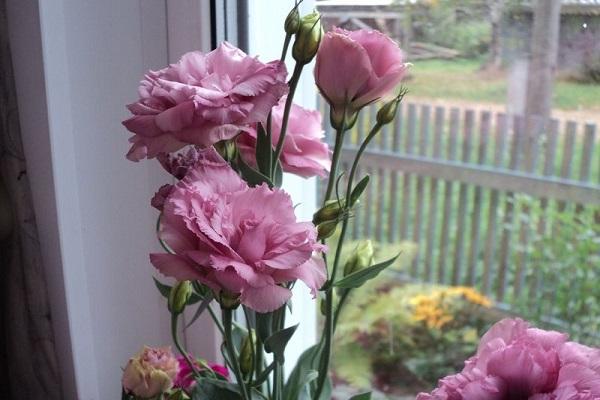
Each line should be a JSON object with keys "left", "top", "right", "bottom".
{"left": 317, "top": 100, "right": 600, "bottom": 309}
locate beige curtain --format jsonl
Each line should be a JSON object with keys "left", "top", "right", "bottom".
{"left": 0, "top": 0, "right": 62, "bottom": 398}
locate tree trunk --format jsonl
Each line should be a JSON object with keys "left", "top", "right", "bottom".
{"left": 524, "top": 0, "right": 562, "bottom": 122}
{"left": 485, "top": 0, "right": 505, "bottom": 70}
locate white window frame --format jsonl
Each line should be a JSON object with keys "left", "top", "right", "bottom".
{"left": 7, "top": 0, "right": 317, "bottom": 398}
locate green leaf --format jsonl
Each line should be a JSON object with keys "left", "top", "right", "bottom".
{"left": 350, "top": 175, "right": 370, "bottom": 206}
{"left": 191, "top": 378, "right": 243, "bottom": 400}
{"left": 255, "top": 123, "right": 272, "bottom": 175}
{"left": 153, "top": 277, "right": 172, "bottom": 298}
{"left": 333, "top": 253, "right": 400, "bottom": 289}
{"left": 184, "top": 294, "right": 214, "bottom": 330}
{"left": 349, "top": 392, "right": 372, "bottom": 400}
{"left": 283, "top": 344, "right": 322, "bottom": 400}
{"left": 264, "top": 324, "right": 298, "bottom": 364}
{"left": 236, "top": 155, "right": 273, "bottom": 188}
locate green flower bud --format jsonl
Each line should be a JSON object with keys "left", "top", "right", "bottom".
{"left": 376, "top": 89, "right": 407, "bottom": 125}
{"left": 343, "top": 240, "right": 374, "bottom": 277}
{"left": 313, "top": 199, "right": 345, "bottom": 225}
{"left": 168, "top": 281, "right": 192, "bottom": 315}
{"left": 284, "top": 5, "right": 300, "bottom": 35}
{"left": 319, "top": 292, "right": 338, "bottom": 316}
{"left": 292, "top": 11, "right": 323, "bottom": 65}
{"left": 240, "top": 329, "right": 256, "bottom": 376}
{"left": 317, "top": 219, "right": 338, "bottom": 240}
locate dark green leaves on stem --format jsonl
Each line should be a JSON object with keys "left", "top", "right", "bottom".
{"left": 191, "top": 378, "right": 245, "bottom": 400}
{"left": 255, "top": 123, "right": 272, "bottom": 176}
{"left": 349, "top": 175, "right": 370, "bottom": 206}
{"left": 264, "top": 324, "right": 298, "bottom": 364}
{"left": 236, "top": 155, "right": 274, "bottom": 188}
{"left": 283, "top": 344, "right": 321, "bottom": 400}
{"left": 333, "top": 253, "right": 400, "bottom": 289}
{"left": 349, "top": 392, "right": 372, "bottom": 400}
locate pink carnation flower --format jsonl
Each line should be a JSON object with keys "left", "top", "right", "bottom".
{"left": 417, "top": 318, "right": 600, "bottom": 400}
{"left": 174, "top": 356, "right": 228, "bottom": 389}
{"left": 150, "top": 147, "right": 326, "bottom": 313}
{"left": 315, "top": 28, "right": 407, "bottom": 124}
{"left": 122, "top": 346, "right": 179, "bottom": 398}
{"left": 123, "top": 42, "right": 288, "bottom": 161}
{"left": 237, "top": 96, "right": 331, "bottom": 178}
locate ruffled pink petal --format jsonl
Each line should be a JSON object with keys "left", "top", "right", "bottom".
{"left": 240, "top": 284, "right": 292, "bottom": 313}
{"left": 150, "top": 253, "right": 201, "bottom": 281}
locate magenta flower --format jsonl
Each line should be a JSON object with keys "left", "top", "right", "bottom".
{"left": 123, "top": 42, "right": 288, "bottom": 161}
{"left": 237, "top": 96, "right": 331, "bottom": 178}
{"left": 150, "top": 147, "right": 326, "bottom": 313}
{"left": 417, "top": 318, "right": 600, "bottom": 400}
{"left": 174, "top": 356, "right": 228, "bottom": 390}
{"left": 315, "top": 28, "right": 407, "bottom": 125}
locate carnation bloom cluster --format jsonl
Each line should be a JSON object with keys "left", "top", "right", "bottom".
{"left": 150, "top": 147, "right": 326, "bottom": 313}
{"left": 418, "top": 318, "right": 600, "bottom": 400}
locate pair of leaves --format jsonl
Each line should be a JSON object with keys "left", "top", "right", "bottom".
{"left": 283, "top": 344, "right": 332, "bottom": 400}
{"left": 255, "top": 312, "right": 298, "bottom": 364}
{"left": 333, "top": 253, "right": 400, "bottom": 289}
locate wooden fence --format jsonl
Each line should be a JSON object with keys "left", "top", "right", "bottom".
{"left": 317, "top": 100, "right": 600, "bottom": 308}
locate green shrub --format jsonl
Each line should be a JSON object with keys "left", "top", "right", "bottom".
{"left": 510, "top": 196, "right": 600, "bottom": 346}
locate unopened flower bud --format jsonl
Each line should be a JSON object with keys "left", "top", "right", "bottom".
{"left": 313, "top": 199, "right": 345, "bottom": 225}
{"left": 284, "top": 5, "right": 300, "bottom": 35}
{"left": 376, "top": 90, "right": 407, "bottom": 125}
{"left": 292, "top": 11, "right": 323, "bottom": 65}
{"left": 168, "top": 281, "right": 192, "bottom": 315}
{"left": 240, "top": 329, "right": 256, "bottom": 376}
{"left": 317, "top": 219, "right": 338, "bottom": 240}
{"left": 343, "top": 240, "right": 374, "bottom": 276}
{"left": 376, "top": 99, "right": 400, "bottom": 126}
{"left": 319, "top": 292, "right": 338, "bottom": 316}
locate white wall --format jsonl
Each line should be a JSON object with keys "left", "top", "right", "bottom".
{"left": 6, "top": 1, "right": 205, "bottom": 398}
{"left": 7, "top": 0, "right": 318, "bottom": 398}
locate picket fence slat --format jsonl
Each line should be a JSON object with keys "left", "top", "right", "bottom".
{"left": 466, "top": 111, "right": 491, "bottom": 286}
{"left": 482, "top": 113, "right": 508, "bottom": 295}
{"left": 437, "top": 108, "right": 460, "bottom": 283}
{"left": 423, "top": 106, "right": 444, "bottom": 281}
{"left": 452, "top": 109, "right": 474, "bottom": 285}
{"left": 412, "top": 105, "right": 431, "bottom": 277}
{"left": 399, "top": 104, "right": 417, "bottom": 240}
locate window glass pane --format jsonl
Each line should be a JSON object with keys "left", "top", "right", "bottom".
{"left": 316, "top": 0, "right": 600, "bottom": 397}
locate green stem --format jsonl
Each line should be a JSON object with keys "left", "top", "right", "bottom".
{"left": 314, "top": 121, "right": 384, "bottom": 400}
{"left": 208, "top": 304, "right": 226, "bottom": 336}
{"left": 272, "top": 63, "right": 304, "bottom": 175}
{"left": 171, "top": 314, "right": 200, "bottom": 378}
{"left": 222, "top": 308, "right": 250, "bottom": 400}
{"left": 322, "top": 128, "right": 345, "bottom": 204}
{"left": 280, "top": 33, "right": 292, "bottom": 62}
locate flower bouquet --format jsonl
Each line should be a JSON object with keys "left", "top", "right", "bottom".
{"left": 117, "top": 2, "right": 599, "bottom": 400}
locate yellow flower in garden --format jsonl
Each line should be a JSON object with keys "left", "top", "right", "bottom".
{"left": 409, "top": 293, "right": 453, "bottom": 329}
{"left": 448, "top": 286, "right": 493, "bottom": 307}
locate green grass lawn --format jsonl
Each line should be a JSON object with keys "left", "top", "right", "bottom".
{"left": 407, "top": 59, "right": 600, "bottom": 111}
